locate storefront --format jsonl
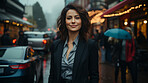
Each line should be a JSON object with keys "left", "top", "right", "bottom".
{"left": 101, "top": 0, "right": 148, "bottom": 48}
{"left": 0, "top": 0, "right": 33, "bottom": 41}
{"left": 0, "top": 12, "right": 32, "bottom": 40}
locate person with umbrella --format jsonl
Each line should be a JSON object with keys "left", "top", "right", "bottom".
{"left": 104, "top": 27, "right": 137, "bottom": 83}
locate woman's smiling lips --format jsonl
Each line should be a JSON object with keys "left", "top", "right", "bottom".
{"left": 70, "top": 25, "right": 77, "bottom": 28}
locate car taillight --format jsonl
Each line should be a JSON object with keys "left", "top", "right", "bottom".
{"left": 43, "top": 40, "right": 47, "bottom": 44}
{"left": 13, "top": 39, "right": 16, "bottom": 44}
{"left": 10, "top": 63, "right": 30, "bottom": 69}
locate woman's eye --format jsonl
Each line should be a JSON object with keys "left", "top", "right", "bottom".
{"left": 66, "top": 17, "right": 71, "bottom": 20}
{"left": 75, "top": 17, "right": 80, "bottom": 19}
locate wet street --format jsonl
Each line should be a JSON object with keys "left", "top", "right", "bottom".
{"left": 41, "top": 52, "right": 148, "bottom": 83}
{"left": 43, "top": 53, "right": 51, "bottom": 83}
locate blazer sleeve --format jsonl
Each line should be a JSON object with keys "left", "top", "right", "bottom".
{"left": 48, "top": 42, "right": 54, "bottom": 83}
{"left": 48, "top": 39, "right": 60, "bottom": 83}
{"left": 88, "top": 40, "right": 99, "bottom": 83}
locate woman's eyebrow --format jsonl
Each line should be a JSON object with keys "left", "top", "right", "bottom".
{"left": 75, "top": 15, "right": 80, "bottom": 17}
{"left": 66, "top": 15, "right": 79, "bottom": 17}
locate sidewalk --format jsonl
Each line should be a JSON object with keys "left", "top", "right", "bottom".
{"left": 99, "top": 61, "right": 148, "bottom": 83}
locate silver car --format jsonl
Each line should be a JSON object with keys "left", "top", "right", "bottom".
{"left": 24, "top": 31, "right": 51, "bottom": 53}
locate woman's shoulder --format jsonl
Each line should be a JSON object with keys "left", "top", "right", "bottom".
{"left": 53, "top": 39, "right": 61, "bottom": 45}
{"left": 51, "top": 39, "right": 62, "bottom": 48}
{"left": 88, "top": 39, "right": 96, "bottom": 44}
{"left": 86, "top": 39, "right": 99, "bottom": 51}
{"left": 87, "top": 39, "right": 98, "bottom": 48}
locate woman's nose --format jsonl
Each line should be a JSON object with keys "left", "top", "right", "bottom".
{"left": 72, "top": 18, "right": 75, "bottom": 23}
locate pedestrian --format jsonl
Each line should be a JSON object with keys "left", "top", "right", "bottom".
{"left": 98, "top": 28, "right": 105, "bottom": 63}
{"left": 109, "top": 37, "right": 122, "bottom": 83}
{"left": 104, "top": 29, "right": 112, "bottom": 62}
{"left": 137, "top": 30, "right": 146, "bottom": 45}
{"left": 48, "top": 3, "right": 99, "bottom": 83}
{"left": 121, "top": 27, "right": 137, "bottom": 83}
{"left": 1, "top": 29, "right": 13, "bottom": 46}
{"left": 17, "top": 30, "right": 28, "bottom": 46}
{"left": 111, "top": 27, "right": 137, "bottom": 83}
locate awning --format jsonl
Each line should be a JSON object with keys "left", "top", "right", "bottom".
{"left": 100, "top": 0, "right": 135, "bottom": 17}
{"left": 0, "top": 12, "right": 10, "bottom": 21}
{"left": 7, "top": 13, "right": 33, "bottom": 26}
{"left": 0, "top": 12, "right": 33, "bottom": 26}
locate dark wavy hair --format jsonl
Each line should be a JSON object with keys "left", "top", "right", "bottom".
{"left": 57, "top": 3, "right": 91, "bottom": 41}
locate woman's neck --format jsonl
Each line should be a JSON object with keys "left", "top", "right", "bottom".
{"left": 68, "top": 31, "right": 79, "bottom": 43}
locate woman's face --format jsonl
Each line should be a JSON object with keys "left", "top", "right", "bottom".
{"left": 65, "top": 9, "right": 82, "bottom": 32}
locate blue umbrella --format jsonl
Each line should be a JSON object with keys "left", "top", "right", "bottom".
{"left": 104, "top": 28, "right": 132, "bottom": 39}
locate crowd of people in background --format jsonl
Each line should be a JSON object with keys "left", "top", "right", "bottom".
{"left": 92, "top": 25, "right": 139, "bottom": 83}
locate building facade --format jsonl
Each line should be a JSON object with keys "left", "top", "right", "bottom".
{"left": 0, "top": 0, "right": 33, "bottom": 41}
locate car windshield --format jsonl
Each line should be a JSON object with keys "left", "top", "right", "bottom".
{"left": 0, "top": 48, "right": 24, "bottom": 59}
{"left": 26, "top": 34, "right": 43, "bottom": 38}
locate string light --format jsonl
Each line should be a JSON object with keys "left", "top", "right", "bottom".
{"left": 144, "top": 20, "right": 147, "bottom": 24}
{"left": 5, "top": 20, "right": 9, "bottom": 23}
{"left": 103, "top": 4, "right": 145, "bottom": 17}
{"left": 12, "top": 22, "right": 17, "bottom": 25}
{"left": 124, "top": 22, "right": 128, "bottom": 25}
{"left": 20, "top": 24, "right": 23, "bottom": 26}
{"left": 17, "top": 23, "right": 19, "bottom": 26}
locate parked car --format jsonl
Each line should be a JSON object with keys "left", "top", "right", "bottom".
{"left": 0, "top": 46, "right": 43, "bottom": 83}
{"left": 24, "top": 31, "right": 52, "bottom": 53}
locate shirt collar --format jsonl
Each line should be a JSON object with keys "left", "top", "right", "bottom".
{"left": 64, "top": 35, "right": 79, "bottom": 47}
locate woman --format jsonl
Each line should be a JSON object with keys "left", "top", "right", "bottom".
{"left": 119, "top": 27, "right": 137, "bottom": 83}
{"left": 112, "top": 27, "right": 137, "bottom": 83}
{"left": 48, "top": 3, "right": 99, "bottom": 83}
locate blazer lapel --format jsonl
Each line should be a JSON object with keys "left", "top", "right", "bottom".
{"left": 54, "top": 40, "right": 64, "bottom": 79}
{"left": 72, "top": 40, "right": 86, "bottom": 80}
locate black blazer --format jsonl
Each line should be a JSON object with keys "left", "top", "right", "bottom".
{"left": 48, "top": 39, "right": 99, "bottom": 83}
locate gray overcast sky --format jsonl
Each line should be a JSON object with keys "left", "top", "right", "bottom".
{"left": 19, "top": 0, "right": 65, "bottom": 28}
{"left": 20, "top": 0, "right": 65, "bottom": 13}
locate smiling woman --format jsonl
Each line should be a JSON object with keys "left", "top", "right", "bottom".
{"left": 66, "top": 9, "right": 82, "bottom": 32}
{"left": 48, "top": 3, "right": 99, "bottom": 83}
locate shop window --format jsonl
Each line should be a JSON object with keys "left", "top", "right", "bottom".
{"left": 109, "top": 20, "right": 113, "bottom": 28}
{"left": 137, "top": 19, "right": 147, "bottom": 39}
